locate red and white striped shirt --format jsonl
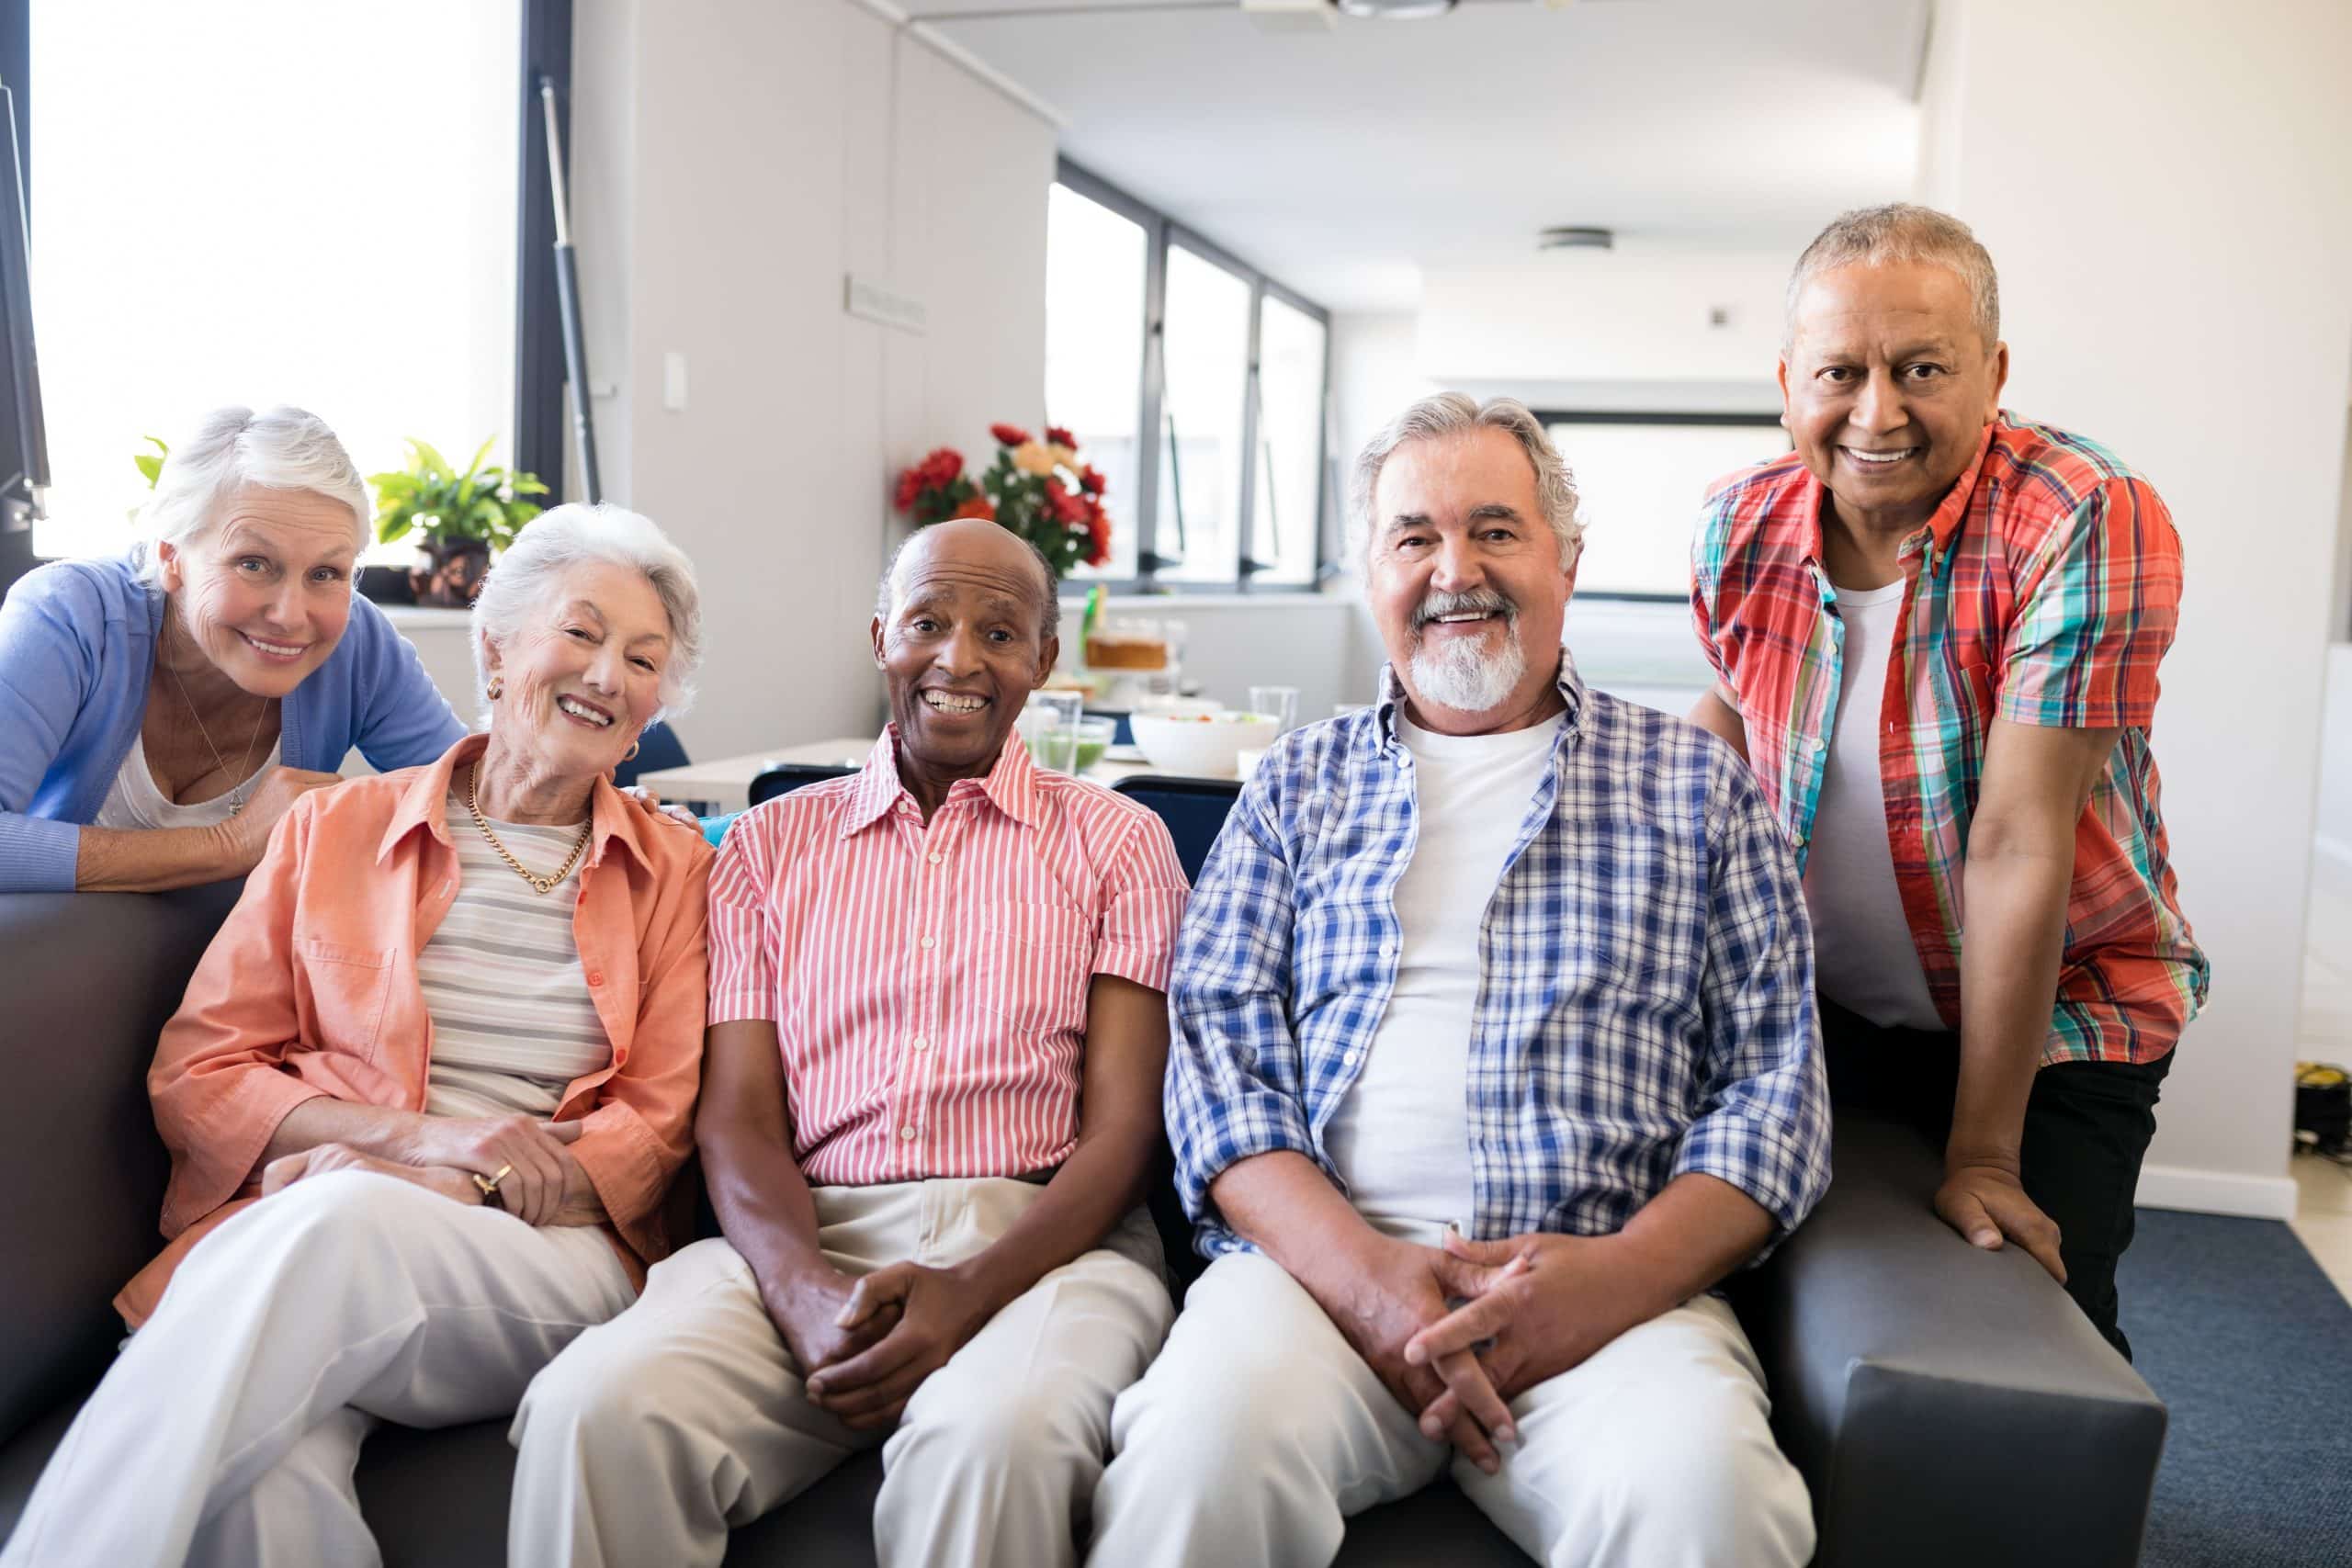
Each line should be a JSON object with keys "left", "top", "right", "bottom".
{"left": 708, "top": 728, "right": 1189, "bottom": 1185}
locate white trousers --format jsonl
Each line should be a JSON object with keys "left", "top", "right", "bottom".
{"left": 0, "top": 1170, "right": 633, "bottom": 1568}
{"left": 509, "top": 1176, "right": 1175, "bottom": 1568}
{"left": 1089, "top": 1249, "right": 1815, "bottom": 1568}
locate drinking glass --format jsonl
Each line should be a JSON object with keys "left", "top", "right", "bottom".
{"left": 1023, "top": 691, "right": 1085, "bottom": 773}
{"left": 1248, "top": 684, "right": 1300, "bottom": 734}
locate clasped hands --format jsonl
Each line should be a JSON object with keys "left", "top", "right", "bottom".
{"left": 1342, "top": 1229, "right": 1643, "bottom": 1474}
{"left": 259, "top": 1112, "right": 587, "bottom": 1225}
{"left": 772, "top": 1260, "right": 996, "bottom": 1433}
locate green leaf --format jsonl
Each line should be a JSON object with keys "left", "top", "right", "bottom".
{"left": 509, "top": 472, "right": 550, "bottom": 496}
{"left": 408, "top": 438, "right": 453, "bottom": 483}
{"left": 133, "top": 454, "right": 163, "bottom": 485}
{"left": 378, "top": 514, "right": 413, "bottom": 545}
{"left": 462, "top": 436, "right": 495, "bottom": 483}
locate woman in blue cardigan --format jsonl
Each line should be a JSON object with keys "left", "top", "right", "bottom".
{"left": 0, "top": 406, "right": 468, "bottom": 892}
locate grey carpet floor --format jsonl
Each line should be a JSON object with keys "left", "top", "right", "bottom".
{"left": 2120, "top": 1209, "right": 2352, "bottom": 1567}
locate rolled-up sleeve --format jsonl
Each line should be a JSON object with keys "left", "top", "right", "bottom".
{"left": 0, "top": 565, "right": 102, "bottom": 892}
{"left": 570, "top": 840, "right": 712, "bottom": 1258}
{"left": 1091, "top": 811, "right": 1189, "bottom": 992}
{"left": 1164, "top": 780, "right": 1318, "bottom": 1223}
{"left": 1998, "top": 478, "right": 2182, "bottom": 733}
{"left": 706, "top": 811, "right": 776, "bottom": 1025}
{"left": 1674, "top": 756, "right": 1831, "bottom": 1244}
{"left": 148, "top": 799, "right": 331, "bottom": 1235}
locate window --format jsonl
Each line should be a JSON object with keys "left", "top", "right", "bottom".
{"left": 1251, "top": 291, "right": 1328, "bottom": 587}
{"left": 28, "top": 0, "right": 523, "bottom": 563}
{"left": 1043, "top": 182, "right": 1147, "bottom": 581}
{"left": 1044, "top": 160, "right": 1329, "bottom": 593}
{"left": 1539, "top": 413, "right": 1791, "bottom": 599}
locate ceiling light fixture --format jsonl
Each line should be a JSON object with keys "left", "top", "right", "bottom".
{"left": 1538, "top": 226, "right": 1615, "bottom": 251}
{"left": 1333, "top": 0, "right": 1459, "bottom": 18}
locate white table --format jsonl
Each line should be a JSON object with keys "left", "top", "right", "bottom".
{"left": 640, "top": 736, "right": 1174, "bottom": 814}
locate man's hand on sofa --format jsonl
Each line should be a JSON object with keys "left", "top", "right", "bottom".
{"left": 1934, "top": 1159, "right": 2067, "bottom": 1283}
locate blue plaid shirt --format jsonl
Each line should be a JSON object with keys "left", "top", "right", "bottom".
{"left": 1166, "top": 655, "right": 1831, "bottom": 1259}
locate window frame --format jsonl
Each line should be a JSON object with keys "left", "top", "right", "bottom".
{"left": 1530, "top": 407, "right": 1789, "bottom": 605}
{"left": 1054, "top": 156, "right": 1330, "bottom": 598}
{"left": 0, "top": 0, "right": 570, "bottom": 590}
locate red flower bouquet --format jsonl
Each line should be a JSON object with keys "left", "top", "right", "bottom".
{"left": 892, "top": 422, "right": 1112, "bottom": 576}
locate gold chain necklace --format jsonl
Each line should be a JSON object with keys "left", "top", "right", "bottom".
{"left": 464, "top": 764, "right": 594, "bottom": 895}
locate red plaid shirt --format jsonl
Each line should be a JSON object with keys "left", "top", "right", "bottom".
{"left": 1691, "top": 413, "right": 2206, "bottom": 1066}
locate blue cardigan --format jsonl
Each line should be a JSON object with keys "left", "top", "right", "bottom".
{"left": 0, "top": 553, "right": 470, "bottom": 891}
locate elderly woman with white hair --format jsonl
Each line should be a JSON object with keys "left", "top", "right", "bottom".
{"left": 0, "top": 404, "right": 474, "bottom": 893}
{"left": 0, "top": 502, "right": 715, "bottom": 1568}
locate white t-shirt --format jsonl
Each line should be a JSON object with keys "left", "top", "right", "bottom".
{"left": 1803, "top": 579, "right": 1943, "bottom": 1031}
{"left": 1323, "top": 710, "right": 1566, "bottom": 1242}
{"left": 93, "top": 731, "right": 283, "bottom": 829}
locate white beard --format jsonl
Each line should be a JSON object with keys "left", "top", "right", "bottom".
{"left": 1408, "top": 625, "right": 1526, "bottom": 714}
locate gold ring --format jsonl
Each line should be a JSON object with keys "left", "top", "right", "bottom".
{"left": 471, "top": 1161, "right": 516, "bottom": 1198}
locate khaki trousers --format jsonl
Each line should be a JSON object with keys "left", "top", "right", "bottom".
{"left": 0, "top": 1170, "right": 633, "bottom": 1568}
{"left": 509, "top": 1177, "right": 1173, "bottom": 1568}
{"left": 1089, "top": 1249, "right": 1815, "bottom": 1568}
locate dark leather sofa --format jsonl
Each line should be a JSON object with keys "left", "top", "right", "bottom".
{"left": 0, "top": 885, "right": 2167, "bottom": 1566}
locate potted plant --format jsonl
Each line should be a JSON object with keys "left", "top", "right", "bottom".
{"left": 370, "top": 438, "right": 548, "bottom": 606}
{"left": 891, "top": 422, "right": 1111, "bottom": 579}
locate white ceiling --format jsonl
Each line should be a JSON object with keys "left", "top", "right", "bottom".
{"left": 914, "top": 0, "right": 1931, "bottom": 312}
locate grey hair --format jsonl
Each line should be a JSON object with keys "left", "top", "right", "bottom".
{"left": 469, "top": 502, "right": 704, "bottom": 725}
{"left": 1783, "top": 203, "right": 2001, "bottom": 353}
{"left": 873, "top": 524, "right": 1059, "bottom": 642}
{"left": 1350, "top": 393, "right": 1583, "bottom": 570}
{"left": 135, "top": 405, "right": 371, "bottom": 587}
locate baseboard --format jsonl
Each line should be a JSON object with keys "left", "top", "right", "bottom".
{"left": 2134, "top": 1163, "right": 2299, "bottom": 1220}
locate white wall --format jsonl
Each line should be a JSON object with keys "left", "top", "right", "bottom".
{"left": 569, "top": 0, "right": 1057, "bottom": 760}
{"left": 1929, "top": 0, "right": 2352, "bottom": 1216}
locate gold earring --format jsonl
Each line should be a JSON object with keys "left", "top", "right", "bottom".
{"left": 622, "top": 739, "right": 640, "bottom": 762}
{"left": 487, "top": 675, "right": 504, "bottom": 700}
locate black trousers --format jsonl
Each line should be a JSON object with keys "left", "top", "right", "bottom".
{"left": 1817, "top": 997, "right": 2173, "bottom": 1360}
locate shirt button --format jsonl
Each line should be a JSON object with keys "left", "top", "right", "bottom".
{"left": 919, "top": 935, "right": 935, "bottom": 951}
{"left": 927, "top": 852, "right": 944, "bottom": 864}
{"left": 1343, "top": 1049, "right": 1363, "bottom": 1066}
{"left": 899, "top": 1124, "right": 918, "bottom": 1141}
{"left": 910, "top": 1035, "right": 928, "bottom": 1052}
{"left": 1809, "top": 738, "right": 1826, "bottom": 754}
{"left": 1379, "top": 942, "right": 1396, "bottom": 959}
{"left": 586, "top": 972, "right": 605, "bottom": 987}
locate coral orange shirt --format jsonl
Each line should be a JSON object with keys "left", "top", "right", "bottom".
{"left": 117, "top": 733, "right": 712, "bottom": 1326}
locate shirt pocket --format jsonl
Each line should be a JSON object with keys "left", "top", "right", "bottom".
{"left": 296, "top": 936, "right": 396, "bottom": 1062}
{"left": 975, "top": 900, "right": 1094, "bottom": 1036}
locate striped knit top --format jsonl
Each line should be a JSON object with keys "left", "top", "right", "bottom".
{"left": 419, "top": 794, "right": 612, "bottom": 1120}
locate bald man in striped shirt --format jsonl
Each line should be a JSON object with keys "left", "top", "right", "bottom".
{"left": 512, "top": 519, "right": 1190, "bottom": 1568}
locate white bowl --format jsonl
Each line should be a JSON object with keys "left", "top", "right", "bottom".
{"left": 1129, "top": 710, "right": 1280, "bottom": 779}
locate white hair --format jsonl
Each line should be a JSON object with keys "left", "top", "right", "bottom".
{"left": 1350, "top": 393, "right": 1583, "bottom": 570}
{"left": 135, "top": 405, "right": 371, "bottom": 587}
{"left": 1784, "top": 203, "right": 2001, "bottom": 353}
{"left": 469, "top": 502, "right": 704, "bottom": 725}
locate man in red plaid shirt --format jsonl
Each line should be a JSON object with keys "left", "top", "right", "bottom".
{"left": 1690, "top": 205, "right": 2206, "bottom": 1357}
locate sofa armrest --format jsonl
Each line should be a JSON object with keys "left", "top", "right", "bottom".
{"left": 1743, "top": 1113, "right": 2166, "bottom": 1568}
{"left": 0, "top": 883, "right": 243, "bottom": 1443}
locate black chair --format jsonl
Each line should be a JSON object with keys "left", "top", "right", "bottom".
{"left": 612, "top": 719, "right": 689, "bottom": 790}
{"left": 1111, "top": 774, "right": 1240, "bottom": 884}
{"left": 748, "top": 762, "right": 860, "bottom": 808}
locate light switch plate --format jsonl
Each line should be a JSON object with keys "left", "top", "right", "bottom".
{"left": 845, "top": 274, "right": 927, "bottom": 335}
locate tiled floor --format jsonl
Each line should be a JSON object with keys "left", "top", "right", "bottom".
{"left": 2292, "top": 870, "right": 2352, "bottom": 1306}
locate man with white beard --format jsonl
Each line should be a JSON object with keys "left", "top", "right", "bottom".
{"left": 1085, "top": 394, "right": 1832, "bottom": 1568}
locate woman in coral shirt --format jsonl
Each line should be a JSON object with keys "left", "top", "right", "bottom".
{"left": 1, "top": 505, "right": 713, "bottom": 1568}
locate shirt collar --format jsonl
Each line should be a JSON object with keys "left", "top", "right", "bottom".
{"left": 379, "top": 730, "right": 655, "bottom": 874}
{"left": 1372, "top": 647, "right": 1586, "bottom": 754}
{"left": 840, "top": 724, "right": 1044, "bottom": 838}
{"left": 1798, "top": 417, "right": 2002, "bottom": 572}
